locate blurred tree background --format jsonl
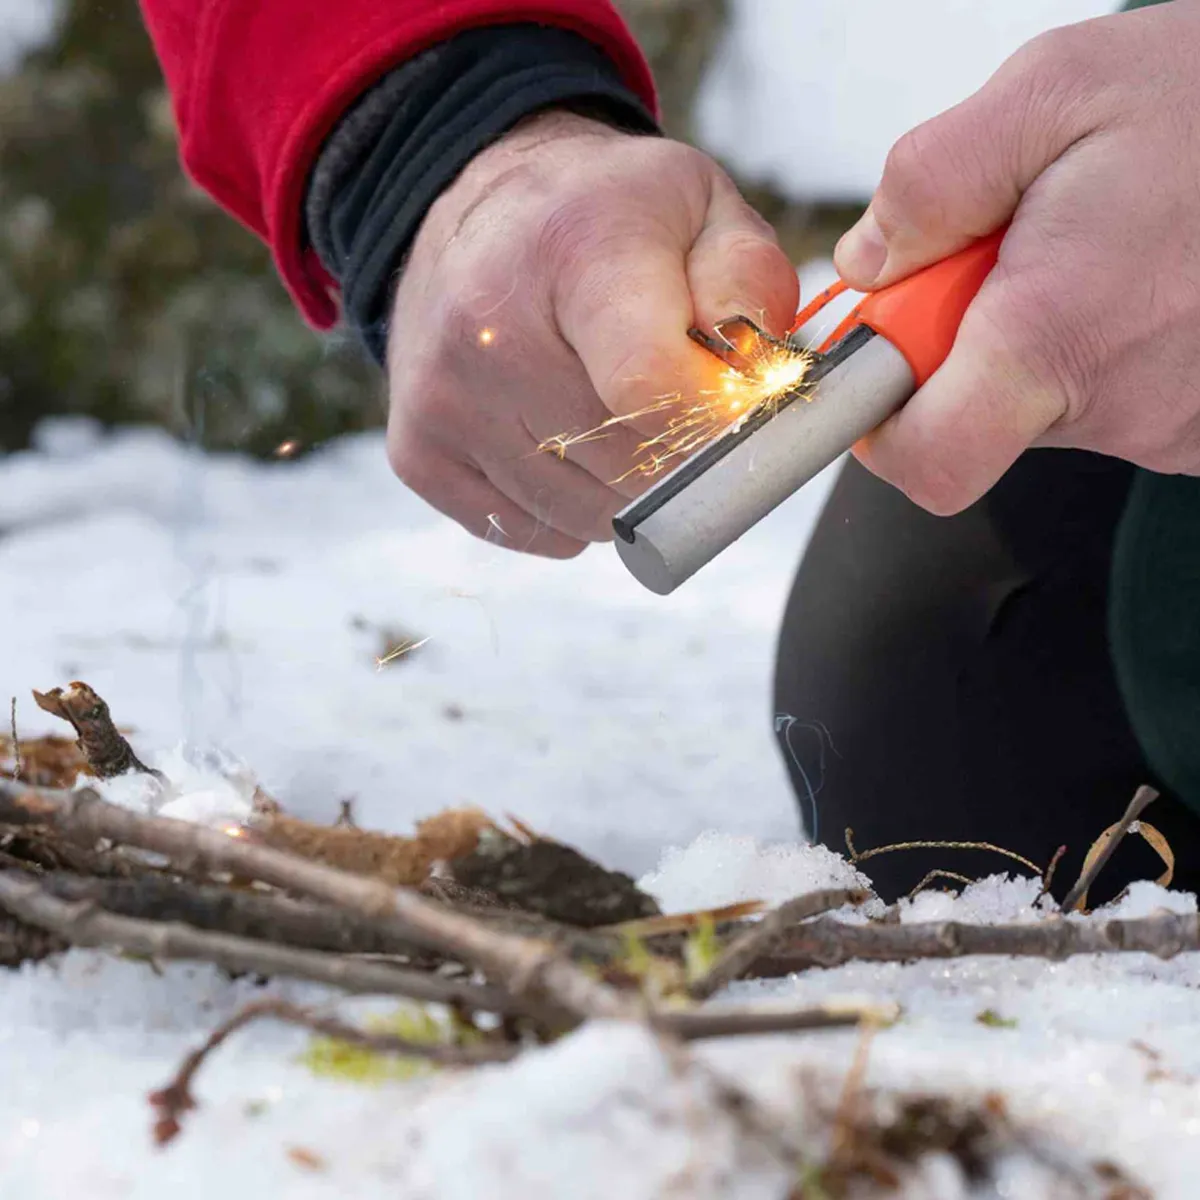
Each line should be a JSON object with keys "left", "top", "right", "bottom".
{"left": 0, "top": 0, "right": 847, "bottom": 456}
{"left": 0, "top": 0, "right": 379, "bottom": 455}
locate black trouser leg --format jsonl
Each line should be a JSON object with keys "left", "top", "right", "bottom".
{"left": 772, "top": 450, "right": 1199, "bottom": 903}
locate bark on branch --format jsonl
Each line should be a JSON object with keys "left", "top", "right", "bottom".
{"left": 0, "top": 779, "right": 631, "bottom": 1024}
{"left": 0, "top": 870, "right": 525, "bottom": 1013}
{"left": 756, "top": 910, "right": 1200, "bottom": 975}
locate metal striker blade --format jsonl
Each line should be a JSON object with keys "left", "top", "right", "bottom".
{"left": 686, "top": 315, "right": 797, "bottom": 378}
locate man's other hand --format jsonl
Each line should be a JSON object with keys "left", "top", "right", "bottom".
{"left": 835, "top": 3, "right": 1200, "bottom": 514}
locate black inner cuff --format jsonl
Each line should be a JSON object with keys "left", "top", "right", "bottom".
{"left": 305, "top": 23, "right": 658, "bottom": 364}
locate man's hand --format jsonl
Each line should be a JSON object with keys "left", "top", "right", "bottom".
{"left": 385, "top": 111, "right": 798, "bottom": 556}
{"left": 834, "top": 3, "right": 1200, "bottom": 515}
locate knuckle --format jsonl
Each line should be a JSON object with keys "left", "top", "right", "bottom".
{"left": 983, "top": 270, "right": 1100, "bottom": 418}
{"left": 1013, "top": 24, "right": 1104, "bottom": 93}
{"left": 385, "top": 428, "right": 423, "bottom": 488}
{"left": 536, "top": 189, "right": 618, "bottom": 273}
{"left": 878, "top": 123, "right": 954, "bottom": 233}
{"left": 901, "top": 459, "right": 975, "bottom": 517}
{"left": 1002, "top": 24, "right": 1110, "bottom": 132}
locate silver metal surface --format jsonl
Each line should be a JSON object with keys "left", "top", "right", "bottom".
{"left": 613, "top": 334, "right": 915, "bottom": 595}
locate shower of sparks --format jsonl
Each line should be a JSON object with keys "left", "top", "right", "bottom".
{"left": 375, "top": 635, "right": 432, "bottom": 671}
{"left": 538, "top": 340, "right": 813, "bottom": 482}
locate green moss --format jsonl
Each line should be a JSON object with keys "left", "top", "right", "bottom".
{"left": 299, "top": 1007, "right": 477, "bottom": 1085}
{"left": 975, "top": 1008, "right": 1018, "bottom": 1030}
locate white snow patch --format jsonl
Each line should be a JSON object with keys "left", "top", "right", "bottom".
{"left": 1101, "top": 879, "right": 1198, "bottom": 920}
{"left": 0, "top": 0, "right": 58, "bottom": 75}
{"left": 698, "top": 0, "right": 1118, "bottom": 201}
{"left": 641, "top": 831, "right": 870, "bottom": 912}
{"left": 899, "top": 872, "right": 1047, "bottom": 926}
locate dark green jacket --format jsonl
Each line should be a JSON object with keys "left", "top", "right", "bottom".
{"left": 1108, "top": 0, "right": 1200, "bottom": 813}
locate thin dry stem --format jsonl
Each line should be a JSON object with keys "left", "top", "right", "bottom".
{"left": 845, "top": 828, "right": 1042, "bottom": 877}
{"left": 657, "top": 998, "right": 899, "bottom": 1041}
{"left": 8, "top": 698, "right": 19, "bottom": 780}
{"left": 905, "top": 870, "right": 973, "bottom": 899}
{"left": 689, "top": 888, "right": 870, "bottom": 1001}
{"left": 149, "top": 997, "right": 516, "bottom": 1144}
{"left": 1061, "top": 785, "right": 1161, "bottom": 913}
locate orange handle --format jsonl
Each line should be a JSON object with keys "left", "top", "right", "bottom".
{"left": 795, "top": 226, "right": 1007, "bottom": 388}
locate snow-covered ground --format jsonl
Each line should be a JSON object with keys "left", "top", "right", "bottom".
{"left": 6, "top": 1, "right": 1199, "bottom": 1196}
{"left": 5, "top": 424, "right": 1200, "bottom": 1198}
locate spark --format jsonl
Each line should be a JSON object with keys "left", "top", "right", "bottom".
{"left": 537, "top": 339, "right": 812, "bottom": 482}
{"left": 220, "top": 823, "right": 247, "bottom": 839}
{"left": 375, "top": 635, "right": 432, "bottom": 671}
{"left": 273, "top": 439, "right": 301, "bottom": 459}
{"left": 477, "top": 327, "right": 496, "bottom": 347}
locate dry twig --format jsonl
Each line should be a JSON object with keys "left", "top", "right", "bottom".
{"left": 34, "top": 871, "right": 444, "bottom": 959}
{"left": 1061, "top": 785, "right": 1161, "bottom": 913}
{"left": 0, "top": 780, "right": 632, "bottom": 1024}
{"left": 905, "top": 870, "right": 973, "bottom": 899}
{"left": 0, "top": 870, "right": 525, "bottom": 1013}
{"left": 845, "top": 828, "right": 1042, "bottom": 877}
{"left": 8, "top": 697, "right": 19, "bottom": 780}
{"left": 658, "top": 998, "right": 898, "bottom": 1041}
{"left": 689, "top": 888, "right": 871, "bottom": 1001}
{"left": 755, "top": 910, "right": 1200, "bottom": 975}
{"left": 149, "top": 997, "right": 517, "bottom": 1144}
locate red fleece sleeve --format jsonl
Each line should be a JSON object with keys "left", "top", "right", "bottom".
{"left": 137, "top": 0, "right": 656, "bottom": 329}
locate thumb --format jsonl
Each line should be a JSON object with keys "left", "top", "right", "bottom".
{"left": 687, "top": 172, "right": 799, "bottom": 337}
{"left": 834, "top": 33, "right": 1100, "bottom": 291}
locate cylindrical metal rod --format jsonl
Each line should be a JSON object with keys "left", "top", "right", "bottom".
{"left": 613, "top": 332, "right": 915, "bottom": 595}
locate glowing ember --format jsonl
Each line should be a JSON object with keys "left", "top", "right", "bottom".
{"left": 539, "top": 340, "right": 812, "bottom": 482}
{"left": 478, "top": 327, "right": 496, "bottom": 347}
{"left": 375, "top": 635, "right": 432, "bottom": 671}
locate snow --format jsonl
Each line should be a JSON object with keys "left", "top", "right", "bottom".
{"left": 699, "top": 0, "right": 1118, "bottom": 201}
{"left": 4, "top": 0, "right": 1198, "bottom": 1193}
{"left": 5, "top": 425, "right": 1200, "bottom": 1197}
{"left": 1, "top": 419, "right": 834, "bottom": 869}
{"left": 0, "top": 0, "right": 56, "bottom": 73}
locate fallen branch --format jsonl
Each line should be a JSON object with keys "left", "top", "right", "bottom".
{"left": 0, "top": 870, "right": 526, "bottom": 1013}
{"left": 1061, "top": 785, "right": 1161, "bottom": 913}
{"left": 657, "top": 998, "right": 898, "bottom": 1041}
{"left": 689, "top": 888, "right": 871, "bottom": 1001}
{"left": 0, "top": 780, "right": 632, "bottom": 1024}
{"left": 36, "top": 871, "right": 432, "bottom": 959}
{"left": 0, "top": 910, "right": 65, "bottom": 967}
{"left": 149, "top": 997, "right": 517, "bottom": 1145}
{"left": 755, "top": 910, "right": 1200, "bottom": 974}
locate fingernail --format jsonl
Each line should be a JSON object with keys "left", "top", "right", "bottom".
{"left": 835, "top": 206, "right": 888, "bottom": 286}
